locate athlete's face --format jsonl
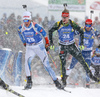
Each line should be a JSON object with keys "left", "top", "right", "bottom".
{"left": 85, "top": 24, "right": 92, "bottom": 31}
{"left": 62, "top": 16, "right": 69, "bottom": 24}
{"left": 86, "top": 27, "right": 92, "bottom": 31}
{"left": 23, "top": 19, "right": 31, "bottom": 27}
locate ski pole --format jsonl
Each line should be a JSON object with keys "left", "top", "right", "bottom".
{"left": 90, "top": 10, "right": 94, "bottom": 20}
{"left": 47, "top": 51, "right": 57, "bottom": 68}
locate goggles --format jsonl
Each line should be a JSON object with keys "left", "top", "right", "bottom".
{"left": 23, "top": 20, "right": 30, "bottom": 22}
{"left": 85, "top": 24, "right": 92, "bottom": 27}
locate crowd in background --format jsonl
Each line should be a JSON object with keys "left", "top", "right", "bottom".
{"left": 0, "top": 12, "right": 56, "bottom": 52}
{"left": 0, "top": 12, "right": 100, "bottom": 86}
{"left": 0, "top": 12, "right": 100, "bottom": 52}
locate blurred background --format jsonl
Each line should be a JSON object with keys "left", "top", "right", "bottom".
{"left": 0, "top": 0, "right": 100, "bottom": 88}
{"left": 0, "top": 0, "right": 100, "bottom": 50}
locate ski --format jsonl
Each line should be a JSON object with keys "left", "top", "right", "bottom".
{"left": 22, "top": 88, "right": 31, "bottom": 90}
{"left": 5, "top": 88, "right": 25, "bottom": 97}
{"left": 61, "top": 88, "right": 71, "bottom": 93}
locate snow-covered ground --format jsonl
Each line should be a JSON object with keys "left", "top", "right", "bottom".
{"left": 0, "top": 85, "right": 100, "bottom": 97}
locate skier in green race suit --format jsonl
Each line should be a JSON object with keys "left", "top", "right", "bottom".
{"left": 49, "top": 7, "right": 100, "bottom": 87}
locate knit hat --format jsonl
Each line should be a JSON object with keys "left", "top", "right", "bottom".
{"left": 23, "top": 11, "right": 32, "bottom": 20}
{"left": 85, "top": 19, "right": 92, "bottom": 27}
{"left": 85, "top": 19, "right": 92, "bottom": 25}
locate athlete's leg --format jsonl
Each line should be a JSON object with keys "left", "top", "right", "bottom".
{"left": 82, "top": 51, "right": 91, "bottom": 87}
{"left": 68, "top": 43, "right": 100, "bottom": 82}
{"left": 34, "top": 42, "right": 63, "bottom": 89}
{"left": 34, "top": 42, "right": 57, "bottom": 81}
{"left": 24, "top": 45, "right": 36, "bottom": 89}
{"left": 59, "top": 45, "right": 68, "bottom": 86}
{"left": 25, "top": 45, "right": 35, "bottom": 77}
{"left": 68, "top": 44, "right": 90, "bottom": 73}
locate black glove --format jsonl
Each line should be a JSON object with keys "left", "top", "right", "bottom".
{"left": 45, "top": 44, "right": 50, "bottom": 51}
{"left": 23, "top": 43, "right": 26, "bottom": 47}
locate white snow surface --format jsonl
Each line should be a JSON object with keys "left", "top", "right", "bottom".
{"left": 0, "top": 85, "right": 100, "bottom": 97}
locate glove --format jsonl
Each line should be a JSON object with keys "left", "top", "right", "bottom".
{"left": 45, "top": 44, "right": 50, "bottom": 51}
{"left": 23, "top": 43, "right": 26, "bottom": 47}
{"left": 50, "top": 41, "right": 54, "bottom": 50}
{"left": 50, "top": 44, "right": 54, "bottom": 50}
{"left": 45, "top": 36, "right": 50, "bottom": 51}
{"left": 79, "top": 45, "right": 84, "bottom": 51}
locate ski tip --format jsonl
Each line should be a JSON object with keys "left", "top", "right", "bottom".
{"left": 62, "top": 88, "right": 71, "bottom": 93}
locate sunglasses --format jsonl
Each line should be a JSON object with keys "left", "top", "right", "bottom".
{"left": 85, "top": 24, "right": 92, "bottom": 27}
{"left": 23, "top": 20, "right": 30, "bottom": 22}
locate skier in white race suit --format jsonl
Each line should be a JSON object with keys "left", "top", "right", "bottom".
{"left": 18, "top": 11, "right": 63, "bottom": 89}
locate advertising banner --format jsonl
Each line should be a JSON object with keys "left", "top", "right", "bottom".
{"left": 90, "top": 1, "right": 100, "bottom": 10}
{"left": 14, "top": 51, "right": 23, "bottom": 86}
{"left": 48, "top": 0, "right": 86, "bottom": 11}
{"left": 0, "top": 49, "right": 22, "bottom": 86}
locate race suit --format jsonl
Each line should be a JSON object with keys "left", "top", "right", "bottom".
{"left": 49, "top": 20, "right": 100, "bottom": 83}
{"left": 91, "top": 53, "right": 100, "bottom": 77}
{"left": 67, "top": 27, "right": 99, "bottom": 83}
{"left": 18, "top": 22, "right": 57, "bottom": 81}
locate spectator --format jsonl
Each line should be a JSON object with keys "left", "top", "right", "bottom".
{"left": 48, "top": 15, "right": 56, "bottom": 30}
{"left": 93, "top": 16, "right": 100, "bottom": 33}
{"left": 42, "top": 16, "right": 49, "bottom": 32}
{"left": 16, "top": 15, "right": 22, "bottom": 28}
{"left": 7, "top": 13, "right": 16, "bottom": 30}
{"left": 35, "top": 13, "right": 42, "bottom": 25}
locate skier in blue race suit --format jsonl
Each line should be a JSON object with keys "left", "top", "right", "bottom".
{"left": 66, "top": 19, "right": 100, "bottom": 88}
{"left": 49, "top": 8, "right": 100, "bottom": 87}
{"left": 91, "top": 45, "right": 100, "bottom": 78}
{"left": 18, "top": 11, "right": 63, "bottom": 89}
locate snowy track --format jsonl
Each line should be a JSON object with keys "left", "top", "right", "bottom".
{"left": 0, "top": 85, "right": 100, "bottom": 97}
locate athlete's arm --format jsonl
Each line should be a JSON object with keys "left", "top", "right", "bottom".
{"left": 18, "top": 25, "right": 26, "bottom": 46}
{"left": 72, "top": 21, "right": 84, "bottom": 45}
{"left": 48, "top": 22, "right": 58, "bottom": 44}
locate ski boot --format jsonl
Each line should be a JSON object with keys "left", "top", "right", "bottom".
{"left": 86, "top": 83, "right": 90, "bottom": 88}
{"left": 24, "top": 76, "right": 32, "bottom": 90}
{"left": 61, "top": 75, "right": 68, "bottom": 87}
{"left": 0, "top": 78, "right": 9, "bottom": 90}
{"left": 54, "top": 79, "right": 64, "bottom": 89}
